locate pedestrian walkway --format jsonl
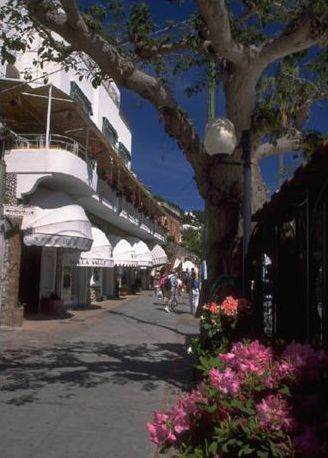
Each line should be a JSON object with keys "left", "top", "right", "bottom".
{"left": 0, "top": 292, "right": 199, "bottom": 458}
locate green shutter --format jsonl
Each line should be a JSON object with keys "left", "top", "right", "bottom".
{"left": 70, "top": 81, "right": 93, "bottom": 116}
{"left": 118, "top": 142, "right": 131, "bottom": 166}
{"left": 102, "top": 117, "right": 118, "bottom": 146}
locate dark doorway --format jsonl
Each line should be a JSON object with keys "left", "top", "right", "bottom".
{"left": 19, "top": 245, "right": 42, "bottom": 313}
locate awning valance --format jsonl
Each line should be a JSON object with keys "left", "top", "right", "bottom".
{"left": 131, "top": 240, "right": 153, "bottom": 267}
{"left": 151, "top": 244, "right": 168, "bottom": 266}
{"left": 78, "top": 227, "right": 114, "bottom": 267}
{"left": 111, "top": 237, "right": 137, "bottom": 267}
{"left": 22, "top": 188, "right": 92, "bottom": 251}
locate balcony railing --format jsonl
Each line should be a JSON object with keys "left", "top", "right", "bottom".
{"left": 139, "top": 214, "right": 154, "bottom": 234}
{"left": 97, "top": 178, "right": 119, "bottom": 211}
{"left": 13, "top": 133, "right": 93, "bottom": 164}
{"left": 119, "top": 199, "right": 139, "bottom": 225}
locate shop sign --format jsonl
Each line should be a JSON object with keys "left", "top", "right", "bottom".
{"left": 3, "top": 205, "right": 35, "bottom": 217}
{"left": 78, "top": 258, "right": 112, "bottom": 267}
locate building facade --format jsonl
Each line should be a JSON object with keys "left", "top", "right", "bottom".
{"left": 250, "top": 144, "right": 328, "bottom": 347}
{"left": 157, "top": 201, "right": 182, "bottom": 244}
{"left": 0, "top": 45, "right": 168, "bottom": 325}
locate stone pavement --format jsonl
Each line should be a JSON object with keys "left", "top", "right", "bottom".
{"left": 0, "top": 292, "right": 199, "bottom": 458}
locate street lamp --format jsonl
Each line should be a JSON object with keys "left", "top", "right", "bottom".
{"left": 204, "top": 117, "right": 252, "bottom": 296}
{"left": 204, "top": 117, "right": 237, "bottom": 156}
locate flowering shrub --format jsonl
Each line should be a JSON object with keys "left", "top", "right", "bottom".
{"left": 189, "top": 296, "right": 251, "bottom": 367}
{"left": 147, "top": 339, "right": 328, "bottom": 457}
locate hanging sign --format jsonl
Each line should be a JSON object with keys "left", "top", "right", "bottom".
{"left": 3, "top": 205, "right": 35, "bottom": 217}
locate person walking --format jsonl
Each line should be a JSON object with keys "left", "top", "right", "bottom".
{"left": 159, "top": 273, "right": 168, "bottom": 306}
{"left": 189, "top": 272, "right": 200, "bottom": 315}
{"left": 165, "top": 270, "right": 179, "bottom": 313}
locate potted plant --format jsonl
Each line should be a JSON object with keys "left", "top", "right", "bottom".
{"left": 39, "top": 292, "right": 65, "bottom": 315}
{"left": 120, "top": 284, "right": 129, "bottom": 297}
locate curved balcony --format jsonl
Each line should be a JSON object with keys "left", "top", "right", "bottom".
{"left": 5, "top": 134, "right": 98, "bottom": 198}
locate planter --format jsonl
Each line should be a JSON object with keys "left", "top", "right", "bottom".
{"left": 40, "top": 299, "right": 65, "bottom": 315}
{"left": 120, "top": 291, "right": 128, "bottom": 297}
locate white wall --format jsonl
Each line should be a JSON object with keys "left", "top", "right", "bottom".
{"left": 5, "top": 148, "right": 98, "bottom": 198}
{"left": 0, "top": 33, "right": 132, "bottom": 156}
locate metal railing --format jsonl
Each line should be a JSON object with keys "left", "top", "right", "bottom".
{"left": 13, "top": 133, "right": 92, "bottom": 164}
{"left": 119, "top": 199, "right": 140, "bottom": 224}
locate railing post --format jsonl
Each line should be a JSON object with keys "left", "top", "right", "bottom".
{"left": 45, "top": 85, "right": 53, "bottom": 149}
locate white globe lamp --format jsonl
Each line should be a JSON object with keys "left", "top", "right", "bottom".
{"left": 204, "top": 117, "right": 237, "bottom": 156}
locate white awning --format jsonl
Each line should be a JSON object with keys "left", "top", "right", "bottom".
{"left": 151, "top": 244, "right": 168, "bottom": 266}
{"left": 22, "top": 188, "right": 92, "bottom": 251}
{"left": 131, "top": 240, "right": 153, "bottom": 267}
{"left": 173, "top": 258, "right": 182, "bottom": 269}
{"left": 182, "top": 260, "right": 198, "bottom": 274}
{"left": 78, "top": 227, "right": 114, "bottom": 267}
{"left": 111, "top": 237, "right": 137, "bottom": 267}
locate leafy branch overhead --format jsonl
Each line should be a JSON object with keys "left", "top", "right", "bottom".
{"left": 0, "top": 0, "right": 328, "bottom": 207}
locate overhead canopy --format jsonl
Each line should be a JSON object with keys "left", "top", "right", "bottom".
{"left": 131, "top": 240, "right": 153, "bottom": 267}
{"left": 151, "top": 244, "right": 168, "bottom": 266}
{"left": 111, "top": 237, "right": 137, "bottom": 267}
{"left": 78, "top": 227, "right": 114, "bottom": 267}
{"left": 22, "top": 188, "right": 93, "bottom": 250}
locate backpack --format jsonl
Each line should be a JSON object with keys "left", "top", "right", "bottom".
{"left": 164, "top": 276, "right": 172, "bottom": 291}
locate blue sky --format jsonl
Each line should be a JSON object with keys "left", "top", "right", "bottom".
{"left": 116, "top": 1, "right": 328, "bottom": 211}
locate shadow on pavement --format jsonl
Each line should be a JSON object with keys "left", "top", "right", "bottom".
{"left": 108, "top": 309, "right": 194, "bottom": 335}
{"left": 0, "top": 339, "right": 194, "bottom": 406}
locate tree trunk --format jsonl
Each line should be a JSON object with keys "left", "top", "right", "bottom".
{"left": 202, "top": 157, "right": 268, "bottom": 304}
{"left": 205, "top": 163, "right": 243, "bottom": 290}
{"left": 5, "top": 224, "right": 22, "bottom": 311}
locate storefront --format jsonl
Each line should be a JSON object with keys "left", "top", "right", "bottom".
{"left": 63, "top": 226, "right": 114, "bottom": 304}
{"left": 19, "top": 187, "right": 93, "bottom": 312}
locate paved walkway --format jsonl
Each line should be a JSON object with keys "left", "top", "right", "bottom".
{"left": 0, "top": 292, "right": 199, "bottom": 458}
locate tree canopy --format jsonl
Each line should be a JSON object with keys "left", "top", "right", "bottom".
{"left": 1, "top": 0, "right": 328, "bottom": 280}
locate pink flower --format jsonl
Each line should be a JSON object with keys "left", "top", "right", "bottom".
{"left": 265, "top": 359, "right": 296, "bottom": 388}
{"left": 147, "top": 388, "right": 208, "bottom": 447}
{"left": 209, "top": 302, "right": 219, "bottom": 314}
{"left": 169, "top": 406, "right": 190, "bottom": 434}
{"left": 147, "top": 411, "right": 176, "bottom": 446}
{"left": 283, "top": 342, "right": 328, "bottom": 379}
{"left": 219, "top": 340, "right": 273, "bottom": 377}
{"left": 209, "top": 367, "right": 241, "bottom": 394}
{"left": 179, "top": 390, "right": 207, "bottom": 416}
{"left": 256, "top": 395, "right": 295, "bottom": 432}
{"left": 220, "top": 296, "right": 238, "bottom": 316}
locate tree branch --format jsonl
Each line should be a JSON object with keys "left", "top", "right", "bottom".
{"left": 25, "top": 0, "right": 212, "bottom": 199}
{"left": 59, "top": 0, "right": 81, "bottom": 24}
{"left": 133, "top": 38, "right": 191, "bottom": 60}
{"left": 258, "top": 9, "right": 316, "bottom": 66}
{"left": 196, "top": 0, "right": 244, "bottom": 64}
{"left": 254, "top": 133, "right": 302, "bottom": 161}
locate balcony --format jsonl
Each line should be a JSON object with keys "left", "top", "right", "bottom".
{"left": 4, "top": 133, "right": 98, "bottom": 198}
{"left": 154, "top": 223, "right": 167, "bottom": 243}
{"left": 139, "top": 214, "right": 154, "bottom": 234}
{"left": 119, "top": 199, "right": 139, "bottom": 225}
{"left": 97, "top": 178, "right": 120, "bottom": 213}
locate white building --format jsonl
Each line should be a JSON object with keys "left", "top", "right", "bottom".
{"left": 0, "top": 41, "right": 168, "bottom": 319}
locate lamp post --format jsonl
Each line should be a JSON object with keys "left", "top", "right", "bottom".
{"left": 204, "top": 118, "right": 252, "bottom": 296}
